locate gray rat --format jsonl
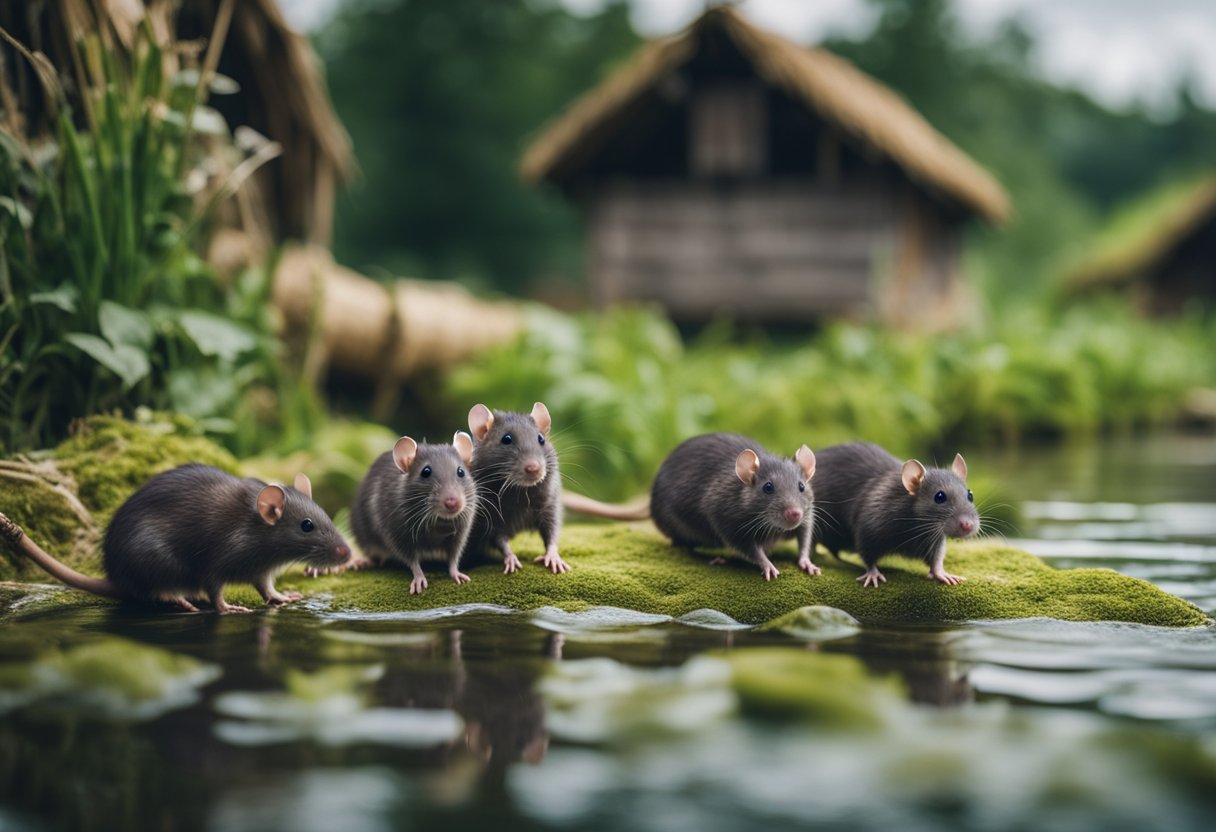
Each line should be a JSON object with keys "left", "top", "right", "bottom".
{"left": 466, "top": 402, "right": 568, "bottom": 574}
{"left": 811, "top": 442, "right": 978, "bottom": 588}
{"left": 349, "top": 432, "right": 479, "bottom": 594}
{"left": 0, "top": 464, "right": 350, "bottom": 613}
{"left": 650, "top": 433, "right": 817, "bottom": 580}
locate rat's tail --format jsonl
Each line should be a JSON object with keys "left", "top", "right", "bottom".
{"left": 561, "top": 491, "right": 650, "bottom": 521}
{"left": 0, "top": 511, "right": 122, "bottom": 598}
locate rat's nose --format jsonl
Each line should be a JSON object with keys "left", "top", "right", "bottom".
{"left": 334, "top": 544, "right": 351, "bottom": 563}
{"left": 524, "top": 461, "right": 542, "bottom": 478}
{"left": 443, "top": 495, "right": 463, "bottom": 513}
{"left": 958, "top": 518, "right": 975, "bottom": 536}
{"left": 784, "top": 507, "right": 803, "bottom": 525}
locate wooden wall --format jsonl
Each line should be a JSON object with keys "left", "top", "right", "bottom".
{"left": 585, "top": 178, "right": 905, "bottom": 323}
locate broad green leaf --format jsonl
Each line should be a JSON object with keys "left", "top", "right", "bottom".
{"left": 178, "top": 311, "right": 258, "bottom": 362}
{"left": 0, "top": 196, "right": 32, "bottom": 229}
{"left": 65, "top": 333, "right": 150, "bottom": 390}
{"left": 29, "top": 285, "right": 78, "bottom": 313}
{"left": 99, "top": 300, "right": 154, "bottom": 350}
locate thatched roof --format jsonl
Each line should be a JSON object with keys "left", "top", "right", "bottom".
{"left": 521, "top": 5, "right": 1010, "bottom": 224}
{"left": 1065, "top": 174, "right": 1216, "bottom": 292}
{"left": 0, "top": 0, "right": 352, "bottom": 244}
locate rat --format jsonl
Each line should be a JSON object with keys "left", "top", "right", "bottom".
{"left": 349, "top": 432, "right": 479, "bottom": 594}
{"left": 466, "top": 402, "right": 568, "bottom": 574}
{"left": 649, "top": 433, "right": 817, "bottom": 580}
{"left": 811, "top": 442, "right": 978, "bottom": 588}
{"left": 0, "top": 464, "right": 350, "bottom": 613}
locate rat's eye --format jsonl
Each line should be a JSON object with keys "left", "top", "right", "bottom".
{"left": 421, "top": 465, "right": 432, "bottom": 478}
{"left": 457, "top": 467, "right": 466, "bottom": 478}
{"left": 798, "top": 482, "right": 806, "bottom": 492}
{"left": 934, "top": 490, "right": 947, "bottom": 504}
{"left": 763, "top": 481, "right": 774, "bottom": 494}
{"left": 538, "top": 433, "right": 546, "bottom": 445}
{"left": 502, "top": 434, "right": 513, "bottom": 445}
{"left": 301, "top": 518, "right": 314, "bottom": 533}
{"left": 967, "top": 490, "right": 974, "bottom": 503}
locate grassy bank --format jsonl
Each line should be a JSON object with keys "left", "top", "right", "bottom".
{"left": 442, "top": 304, "right": 1215, "bottom": 500}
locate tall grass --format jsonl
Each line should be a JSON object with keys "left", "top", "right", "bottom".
{"left": 0, "top": 18, "right": 287, "bottom": 452}
{"left": 443, "top": 304, "right": 1216, "bottom": 500}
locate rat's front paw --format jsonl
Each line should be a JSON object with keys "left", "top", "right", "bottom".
{"left": 534, "top": 550, "right": 571, "bottom": 574}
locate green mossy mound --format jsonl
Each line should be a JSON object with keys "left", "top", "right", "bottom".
{"left": 726, "top": 648, "right": 905, "bottom": 727}
{"left": 286, "top": 525, "right": 1209, "bottom": 627}
{"left": 0, "top": 412, "right": 238, "bottom": 581}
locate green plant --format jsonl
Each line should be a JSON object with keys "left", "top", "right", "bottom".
{"left": 0, "top": 17, "right": 283, "bottom": 452}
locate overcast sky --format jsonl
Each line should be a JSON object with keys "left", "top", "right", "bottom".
{"left": 280, "top": 0, "right": 1216, "bottom": 110}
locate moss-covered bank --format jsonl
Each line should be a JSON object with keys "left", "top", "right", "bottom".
{"left": 285, "top": 526, "right": 1207, "bottom": 627}
{"left": 0, "top": 412, "right": 237, "bottom": 580}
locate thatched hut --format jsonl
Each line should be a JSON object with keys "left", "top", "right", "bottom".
{"left": 522, "top": 6, "right": 1010, "bottom": 329}
{"left": 1064, "top": 175, "right": 1216, "bottom": 315}
{"left": 0, "top": 0, "right": 352, "bottom": 246}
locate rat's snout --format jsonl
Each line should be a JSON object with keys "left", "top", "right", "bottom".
{"left": 443, "top": 494, "right": 464, "bottom": 513}
{"left": 957, "top": 517, "right": 976, "bottom": 537}
{"left": 783, "top": 506, "right": 804, "bottom": 526}
{"left": 521, "top": 459, "right": 546, "bottom": 484}
{"left": 334, "top": 544, "right": 351, "bottom": 564}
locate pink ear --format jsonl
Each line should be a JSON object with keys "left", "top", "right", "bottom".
{"left": 393, "top": 436, "right": 418, "bottom": 473}
{"left": 795, "top": 445, "right": 816, "bottom": 480}
{"left": 256, "top": 484, "right": 286, "bottom": 526}
{"left": 901, "top": 460, "right": 927, "bottom": 495}
{"left": 952, "top": 453, "right": 968, "bottom": 482}
{"left": 453, "top": 431, "right": 474, "bottom": 464}
{"left": 531, "top": 402, "right": 552, "bottom": 435}
{"left": 468, "top": 404, "right": 494, "bottom": 442}
{"left": 293, "top": 473, "right": 313, "bottom": 498}
{"left": 735, "top": 449, "right": 760, "bottom": 485}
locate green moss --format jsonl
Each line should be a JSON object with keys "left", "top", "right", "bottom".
{"left": 55, "top": 412, "right": 239, "bottom": 523}
{"left": 2, "top": 522, "right": 1208, "bottom": 628}
{"left": 288, "top": 525, "right": 1210, "bottom": 627}
{"left": 1, "top": 413, "right": 238, "bottom": 581}
{"left": 725, "top": 648, "right": 905, "bottom": 727}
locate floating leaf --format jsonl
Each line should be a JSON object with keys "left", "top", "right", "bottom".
{"left": 99, "top": 300, "right": 154, "bottom": 350}
{"left": 65, "top": 333, "right": 150, "bottom": 390}
{"left": 177, "top": 311, "right": 258, "bottom": 362}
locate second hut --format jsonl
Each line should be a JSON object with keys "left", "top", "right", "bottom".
{"left": 521, "top": 6, "right": 1010, "bottom": 330}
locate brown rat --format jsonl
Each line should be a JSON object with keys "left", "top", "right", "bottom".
{"left": 466, "top": 402, "right": 568, "bottom": 574}
{"left": 811, "top": 442, "right": 978, "bottom": 588}
{"left": 349, "top": 432, "right": 479, "bottom": 594}
{"left": 0, "top": 464, "right": 350, "bottom": 612}
{"left": 650, "top": 433, "right": 817, "bottom": 580}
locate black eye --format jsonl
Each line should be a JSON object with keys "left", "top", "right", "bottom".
{"left": 301, "top": 518, "right": 314, "bottom": 533}
{"left": 798, "top": 482, "right": 806, "bottom": 492}
{"left": 763, "top": 482, "right": 774, "bottom": 494}
{"left": 934, "top": 491, "right": 947, "bottom": 504}
{"left": 421, "top": 465, "right": 432, "bottom": 478}
{"left": 457, "top": 467, "right": 466, "bottom": 478}
{"left": 967, "top": 490, "right": 974, "bottom": 503}
{"left": 538, "top": 433, "right": 545, "bottom": 445}
{"left": 502, "top": 434, "right": 513, "bottom": 445}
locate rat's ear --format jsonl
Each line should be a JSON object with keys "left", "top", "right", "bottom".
{"left": 393, "top": 436, "right": 418, "bottom": 473}
{"left": 901, "top": 459, "right": 927, "bottom": 495}
{"left": 795, "top": 445, "right": 816, "bottom": 480}
{"left": 453, "top": 431, "right": 474, "bottom": 465}
{"left": 531, "top": 401, "right": 552, "bottom": 435}
{"left": 293, "top": 473, "right": 313, "bottom": 499}
{"left": 256, "top": 484, "right": 286, "bottom": 526}
{"left": 735, "top": 449, "right": 760, "bottom": 485}
{"left": 468, "top": 404, "right": 494, "bottom": 442}
{"left": 952, "top": 453, "right": 968, "bottom": 482}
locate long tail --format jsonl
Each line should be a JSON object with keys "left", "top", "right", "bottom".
{"left": 0, "top": 511, "right": 122, "bottom": 598}
{"left": 561, "top": 491, "right": 650, "bottom": 521}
